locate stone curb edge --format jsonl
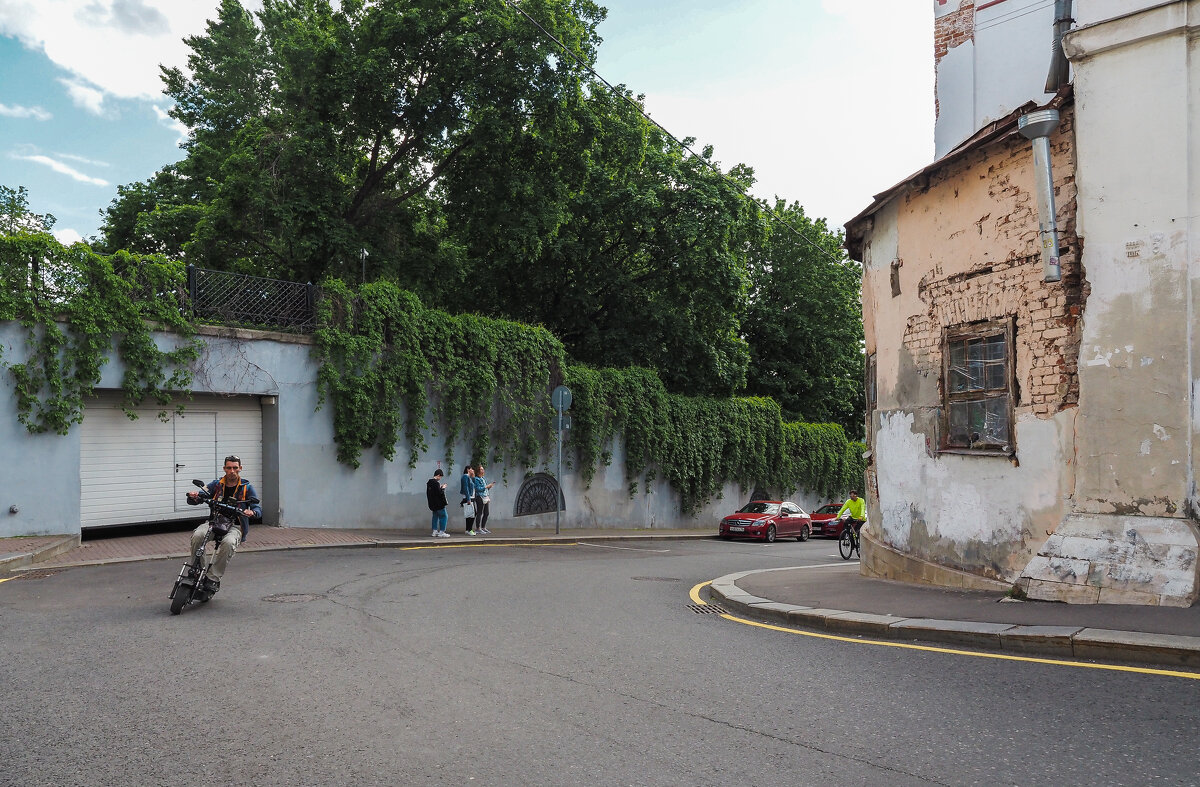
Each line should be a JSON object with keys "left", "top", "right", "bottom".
{"left": 10, "top": 532, "right": 718, "bottom": 572}
{"left": 0, "top": 535, "right": 80, "bottom": 575}
{"left": 707, "top": 571, "right": 1200, "bottom": 671}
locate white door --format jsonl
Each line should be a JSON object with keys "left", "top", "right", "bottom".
{"left": 80, "top": 393, "right": 262, "bottom": 528}
{"left": 173, "top": 411, "right": 216, "bottom": 511}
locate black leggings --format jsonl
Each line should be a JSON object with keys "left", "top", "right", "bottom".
{"left": 474, "top": 497, "right": 490, "bottom": 530}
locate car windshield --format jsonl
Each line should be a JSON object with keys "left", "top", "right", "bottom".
{"left": 816, "top": 504, "right": 842, "bottom": 514}
{"left": 737, "top": 502, "right": 780, "bottom": 515}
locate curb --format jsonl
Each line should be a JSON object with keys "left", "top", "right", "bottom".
{"left": 0, "top": 535, "right": 80, "bottom": 576}
{"left": 12, "top": 531, "right": 719, "bottom": 572}
{"left": 707, "top": 570, "right": 1200, "bottom": 670}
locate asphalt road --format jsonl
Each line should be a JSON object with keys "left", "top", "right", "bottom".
{"left": 2, "top": 537, "right": 1197, "bottom": 786}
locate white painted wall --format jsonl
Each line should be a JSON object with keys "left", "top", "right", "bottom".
{"left": 1064, "top": 1, "right": 1197, "bottom": 514}
{"left": 934, "top": 0, "right": 1058, "bottom": 158}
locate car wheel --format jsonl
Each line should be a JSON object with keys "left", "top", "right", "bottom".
{"left": 765, "top": 524, "right": 776, "bottom": 543}
{"left": 797, "top": 524, "right": 810, "bottom": 542}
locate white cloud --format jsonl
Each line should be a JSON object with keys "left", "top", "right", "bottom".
{"left": 632, "top": 1, "right": 934, "bottom": 229}
{"left": 15, "top": 153, "right": 110, "bottom": 186}
{"left": 53, "top": 227, "right": 83, "bottom": 245}
{"left": 0, "top": 102, "right": 52, "bottom": 120}
{"left": 56, "top": 152, "right": 110, "bottom": 167}
{"left": 58, "top": 78, "right": 107, "bottom": 115}
{"left": 0, "top": 1, "right": 261, "bottom": 102}
{"left": 153, "top": 103, "right": 189, "bottom": 143}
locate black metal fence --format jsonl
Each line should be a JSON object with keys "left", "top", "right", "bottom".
{"left": 187, "top": 265, "right": 316, "bottom": 333}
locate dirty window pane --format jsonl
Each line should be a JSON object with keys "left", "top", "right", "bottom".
{"left": 985, "top": 359, "right": 1006, "bottom": 390}
{"left": 986, "top": 334, "right": 1006, "bottom": 361}
{"left": 949, "top": 342, "right": 968, "bottom": 392}
{"left": 966, "top": 339, "right": 986, "bottom": 391}
{"left": 983, "top": 398, "right": 1008, "bottom": 444}
{"left": 949, "top": 401, "right": 969, "bottom": 444}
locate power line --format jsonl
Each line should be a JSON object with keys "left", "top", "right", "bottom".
{"left": 497, "top": 0, "right": 848, "bottom": 266}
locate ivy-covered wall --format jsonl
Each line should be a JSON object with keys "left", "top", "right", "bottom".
{"left": 0, "top": 235, "right": 865, "bottom": 536}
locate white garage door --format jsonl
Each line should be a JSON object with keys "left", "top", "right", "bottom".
{"left": 80, "top": 393, "right": 263, "bottom": 528}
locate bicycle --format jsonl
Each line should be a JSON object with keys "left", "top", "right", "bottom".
{"left": 837, "top": 516, "right": 863, "bottom": 560}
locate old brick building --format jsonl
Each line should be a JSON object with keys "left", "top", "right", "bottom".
{"left": 845, "top": 1, "right": 1200, "bottom": 605}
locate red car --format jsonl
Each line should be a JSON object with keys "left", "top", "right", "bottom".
{"left": 811, "top": 503, "right": 848, "bottom": 538}
{"left": 718, "top": 500, "right": 811, "bottom": 543}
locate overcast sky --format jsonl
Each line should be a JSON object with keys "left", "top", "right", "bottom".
{"left": 0, "top": 0, "right": 933, "bottom": 245}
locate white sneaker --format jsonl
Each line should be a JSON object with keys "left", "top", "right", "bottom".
{"left": 480, "top": 528, "right": 490, "bottom": 534}
{"left": 467, "top": 529, "right": 476, "bottom": 535}
{"left": 439, "top": 531, "right": 451, "bottom": 538}
{"left": 432, "top": 531, "right": 439, "bottom": 538}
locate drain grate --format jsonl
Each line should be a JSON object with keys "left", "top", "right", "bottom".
{"left": 632, "top": 576, "right": 682, "bottom": 582}
{"left": 688, "top": 603, "right": 726, "bottom": 614}
{"left": 14, "top": 569, "right": 61, "bottom": 581}
{"left": 262, "top": 593, "right": 324, "bottom": 603}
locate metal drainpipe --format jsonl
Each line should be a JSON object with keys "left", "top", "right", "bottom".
{"left": 1018, "top": 109, "right": 1062, "bottom": 283}
{"left": 1044, "top": 0, "right": 1073, "bottom": 93}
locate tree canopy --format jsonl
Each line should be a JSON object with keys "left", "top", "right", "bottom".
{"left": 96, "top": 0, "right": 863, "bottom": 429}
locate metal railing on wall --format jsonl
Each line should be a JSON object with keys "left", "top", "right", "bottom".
{"left": 186, "top": 265, "right": 316, "bottom": 333}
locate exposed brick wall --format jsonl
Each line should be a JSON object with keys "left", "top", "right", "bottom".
{"left": 934, "top": 1, "right": 975, "bottom": 120}
{"left": 899, "top": 104, "right": 1085, "bottom": 418}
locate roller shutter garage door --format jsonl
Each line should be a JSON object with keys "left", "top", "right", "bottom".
{"left": 80, "top": 393, "right": 263, "bottom": 528}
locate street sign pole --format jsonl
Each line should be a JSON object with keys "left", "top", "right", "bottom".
{"left": 551, "top": 385, "right": 572, "bottom": 536}
{"left": 555, "top": 401, "right": 562, "bottom": 535}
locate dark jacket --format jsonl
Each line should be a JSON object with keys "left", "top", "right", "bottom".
{"left": 426, "top": 477, "right": 448, "bottom": 511}
{"left": 188, "top": 478, "right": 262, "bottom": 539}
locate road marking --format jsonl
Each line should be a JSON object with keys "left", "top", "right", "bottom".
{"left": 688, "top": 581, "right": 1200, "bottom": 681}
{"left": 0, "top": 576, "right": 13, "bottom": 584}
{"left": 399, "top": 542, "right": 578, "bottom": 551}
{"left": 578, "top": 542, "right": 671, "bottom": 553}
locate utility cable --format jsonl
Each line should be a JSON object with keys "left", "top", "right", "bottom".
{"left": 497, "top": 0, "right": 849, "bottom": 266}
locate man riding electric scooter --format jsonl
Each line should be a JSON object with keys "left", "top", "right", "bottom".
{"left": 185, "top": 455, "right": 261, "bottom": 595}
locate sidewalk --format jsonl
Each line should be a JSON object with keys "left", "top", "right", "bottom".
{"left": 707, "top": 562, "right": 1200, "bottom": 670}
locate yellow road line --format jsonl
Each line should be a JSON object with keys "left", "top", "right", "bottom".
{"left": 689, "top": 581, "right": 1200, "bottom": 680}
{"left": 0, "top": 576, "right": 13, "bottom": 584}
{"left": 399, "top": 542, "right": 579, "bottom": 551}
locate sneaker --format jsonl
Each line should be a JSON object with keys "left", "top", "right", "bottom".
{"left": 466, "top": 529, "right": 476, "bottom": 535}
{"left": 439, "top": 531, "right": 451, "bottom": 538}
{"left": 201, "top": 577, "right": 220, "bottom": 593}
{"left": 432, "top": 531, "right": 439, "bottom": 538}
{"left": 480, "top": 528, "right": 491, "bottom": 534}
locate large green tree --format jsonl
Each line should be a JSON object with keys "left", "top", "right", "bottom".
{"left": 742, "top": 200, "right": 864, "bottom": 437}
{"left": 447, "top": 84, "right": 762, "bottom": 395}
{"left": 100, "top": 0, "right": 605, "bottom": 286}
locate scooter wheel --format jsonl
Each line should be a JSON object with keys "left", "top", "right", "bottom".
{"left": 170, "top": 582, "right": 192, "bottom": 615}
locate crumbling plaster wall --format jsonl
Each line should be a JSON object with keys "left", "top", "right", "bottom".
{"left": 863, "top": 105, "right": 1083, "bottom": 581}
{"left": 1066, "top": 4, "right": 1197, "bottom": 517}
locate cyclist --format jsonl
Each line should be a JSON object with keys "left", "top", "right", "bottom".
{"left": 831, "top": 490, "right": 866, "bottom": 538}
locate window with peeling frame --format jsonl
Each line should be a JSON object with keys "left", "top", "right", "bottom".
{"left": 941, "top": 318, "right": 1015, "bottom": 453}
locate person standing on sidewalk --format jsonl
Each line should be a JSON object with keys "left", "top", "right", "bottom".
{"left": 473, "top": 463, "right": 495, "bottom": 534}
{"left": 459, "top": 464, "right": 477, "bottom": 535}
{"left": 426, "top": 467, "right": 450, "bottom": 538}
{"left": 185, "top": 455, "right": 261, "bottom": 593}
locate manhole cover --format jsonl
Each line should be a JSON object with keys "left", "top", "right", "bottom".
{"left": 262, "top": 593, "right": 324, "bottom": 603}
{"left": 631, "top": 576, "right": 681, "bottom": 582}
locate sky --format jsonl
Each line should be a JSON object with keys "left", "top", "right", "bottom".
{"left": 0, "top": 0, "right": 934, "bottom": 246}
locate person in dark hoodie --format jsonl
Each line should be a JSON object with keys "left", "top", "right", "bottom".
{"left": 427, "top": 467, "right": 450, "bottom": 538}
